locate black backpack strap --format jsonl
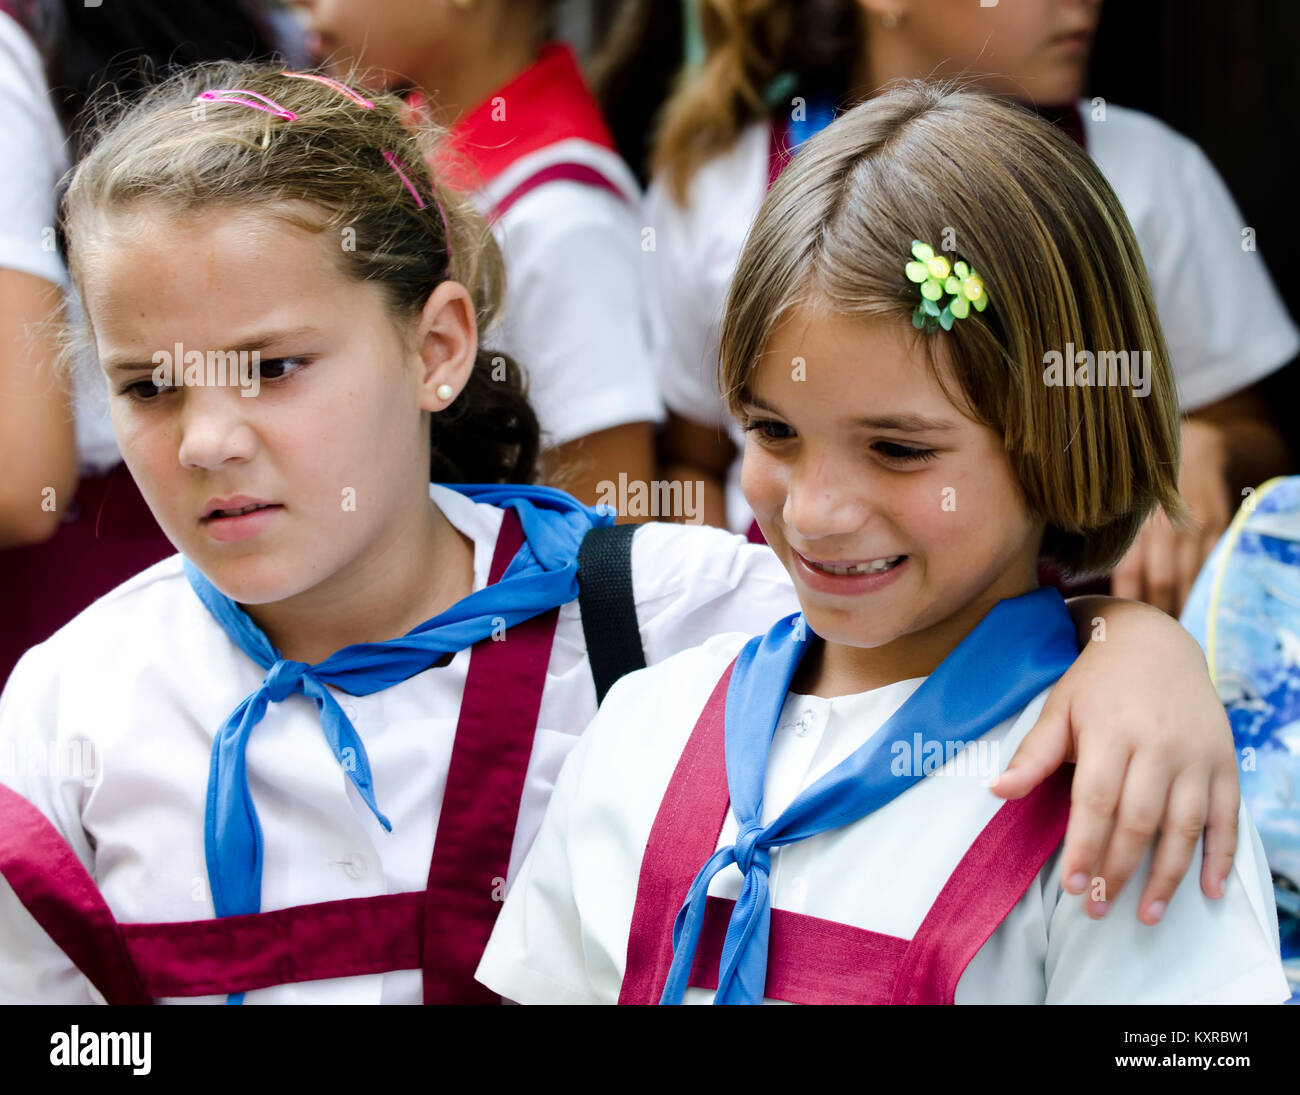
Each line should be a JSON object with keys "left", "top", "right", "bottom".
{"left": 577, "top": 523, "right": 647, "bottom": 705}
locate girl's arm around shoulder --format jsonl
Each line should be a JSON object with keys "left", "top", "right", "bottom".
{"left": 994, "top": 595, "right": 1243, "bottom": 923}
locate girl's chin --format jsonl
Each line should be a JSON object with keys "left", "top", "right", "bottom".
{"left": 798, "top": 610, "right": 908, "bottom": 652}
{"left": 192, "top": 561, "right": 304, "bottom": 608}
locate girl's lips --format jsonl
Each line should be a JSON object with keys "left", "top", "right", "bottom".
{"left": 1050, "top": 30, "right": 1094, "bottom": 53}
{"left": 201, "top": 504, "right": 283, "bottom": 543}
{"left": 792, "top": 550, "right": 910, "bottom": 596}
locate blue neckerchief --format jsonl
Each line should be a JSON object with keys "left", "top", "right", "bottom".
{"left": 787, "top": 93, "right": 837, "bottom": 151}
{"left": 185, "top": 484, "right": 610, "bottom": 1000}
{"left": 659, "top": 587, "right": 1079, "bottom": 1005}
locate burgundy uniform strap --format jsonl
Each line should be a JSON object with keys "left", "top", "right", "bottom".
{"left": 890, "top": 766, "right": 1073, "bottom": 1004}
{"left": 0, "top": 785, "right": 151, "bottom": 1004}
{"left": 421, "top": 509, "right": 560, "bottom": 1003}
{"left": 619, "top": 665, "right": 735, "bottom": 1004}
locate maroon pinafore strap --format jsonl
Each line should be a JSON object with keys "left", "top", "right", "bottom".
{"left": 0, "top": 509, "right": 559, "bottom": 1002}
{"left": 0, "top": 784, "right": 152, "bottom": 1004}
{"left": 619, "top": 658, "right": 1072, "bottom": 1005}
{"left": 421, "top": 517, "right": 560, "bottom": 1003}
{"left": 767, "top": 119, "right": 794, "bottom": 190}
{"left": 889, "top": 765, "right": 1072, "bottom": 1004}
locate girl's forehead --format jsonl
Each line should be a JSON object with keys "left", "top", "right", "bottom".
{"left": 746, "top": 307, "right": 971, "bottom": 423}
{"left": 79, "top": 201, "right": 383, "bottom": 353}
{"left": 91, "top": 199, "right": 330, "bottom": 253}
{"left": 79, "top": 201, "right": 353, "bottom": 301}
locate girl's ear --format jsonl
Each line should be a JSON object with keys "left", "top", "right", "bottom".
{"left": 413, "top": 280, "right": 478, "bottom": 413}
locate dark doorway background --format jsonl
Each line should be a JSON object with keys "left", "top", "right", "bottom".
{"left": 1089, "top": 0, "right": 1299, "bottom": 331}
{"left": 1091, "top": 0, "right": 1300, "bottom": 454}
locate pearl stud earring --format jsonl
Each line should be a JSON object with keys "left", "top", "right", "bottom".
{"left": 436, "top": 383, "right": 454, "bottom": 401}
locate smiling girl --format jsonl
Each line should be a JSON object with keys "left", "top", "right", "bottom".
{"left": 477, "top": 82, "right": 1289, "bottom": 1005}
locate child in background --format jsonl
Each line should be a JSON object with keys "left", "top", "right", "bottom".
{"left": 648, "top": 0, "right": 1294, "bottom": 614}
{"left": 0, "top": 62, "right": 1264, "bottom": 1004}
{"left": 478, "top": 83, "right": 1289, "bottom": 1005}
{"left": 292, "top": 0, "right": 662, "bottom": 510}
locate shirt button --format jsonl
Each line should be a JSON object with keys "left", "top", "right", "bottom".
{"left": 341, "top": 703, "right": 359, "bottom": 722}
{"left": 788, "top": 877, "right": 809, "bottom": 906}
{"left": 340, "top": 853, "right": 368, "bottom": 880}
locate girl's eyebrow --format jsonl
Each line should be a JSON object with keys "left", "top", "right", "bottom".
{"left": 103, "top": 326, "right": 321, "bottom": 372}
{"left": 741, "top": 392, "right": 956, "bottom": 433}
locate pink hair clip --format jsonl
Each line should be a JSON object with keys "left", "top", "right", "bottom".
{"left": 382, "top": 150, "right": 427, "bottom": 209}
{"left": 279, "top": 70, "right": 375, "bottom": 110}
{"left": 277, "top": 72, "right": 430, "bottom": 218}
{"left": 195, "top": 88, "right": 297, "bottom": 120}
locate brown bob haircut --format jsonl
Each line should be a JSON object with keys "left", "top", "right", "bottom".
{"left": 719, "top": 81, "right": 1186, "bottom": 577}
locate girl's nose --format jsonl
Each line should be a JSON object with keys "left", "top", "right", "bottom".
{"left": 176, "top": 390, "right": 259, "bottom": 470}
{"left": 782, "top": 450, "right": 872, "bottom": 542}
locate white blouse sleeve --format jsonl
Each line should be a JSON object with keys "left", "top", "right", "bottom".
{"left": 475, "top": 716, "right": 604, "bottom": 1004}
{"left": 630, "top": 522, "right": 799, "bottom": 661}
{"left": 0, "top": 11, "right": 69, "bottom": 287}
{"left": 1041, "top": 801, "right": 1290, "bottom": 1004}
{"left": 642, "top": 175, "right": 731, "bottom": 428}
{"left": 1090, "top": 107, "right": 1300, "bottom": 411}
{"left": 491, "top": 182, "right": 665, "bottom": 449}
{"left": 0, "top": 642, "right": 98, "bottom": 1003}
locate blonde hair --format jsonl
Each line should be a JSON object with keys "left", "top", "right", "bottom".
{"left": 720, "top": 81, "right": 1185, "bottom": 577}
{"left": 652, "top": 0, "right": 860, "bottom": 203}
{"left": 59, "top": 60, "right": 538, "bottom": 484}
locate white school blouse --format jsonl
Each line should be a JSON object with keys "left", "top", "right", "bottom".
{"left": 0, "top": 485, "right": 797, "bottom": 1003}
{"left": 645, "top": 107, "right": 1300, "bottom": 533}
{"left": 477, "top": 632, "right": 1290, "bottom": 1005}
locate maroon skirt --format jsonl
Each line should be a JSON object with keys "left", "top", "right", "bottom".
{"left": 0, "top": 464, "right": 175, "bottom": 688}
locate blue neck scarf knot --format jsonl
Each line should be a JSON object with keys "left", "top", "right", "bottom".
{"left": 184, "top": 483, "right": 611, "bottom": 933}
{"left": 262, "top": 659, "right": 308, "bottom": 703}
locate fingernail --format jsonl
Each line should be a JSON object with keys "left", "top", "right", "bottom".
{"left": 1146, "top": 900, "right": 1166, "bottom": 923}
{"left": 1087, "top": 900, "right": 1108, "bottom": 919}
{"left": 1066, "top": 872, "right": 1089, "bottom": 894}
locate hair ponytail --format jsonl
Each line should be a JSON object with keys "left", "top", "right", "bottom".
{"left": 428, "top": 348, "right": 539, "bottom": 484}
{"left": 651, "top": 0, "right": 860, "bottom": 204}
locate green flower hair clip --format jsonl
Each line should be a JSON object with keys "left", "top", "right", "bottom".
{"left": 904, "top": 240, "right": 989, "bottom": 331}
